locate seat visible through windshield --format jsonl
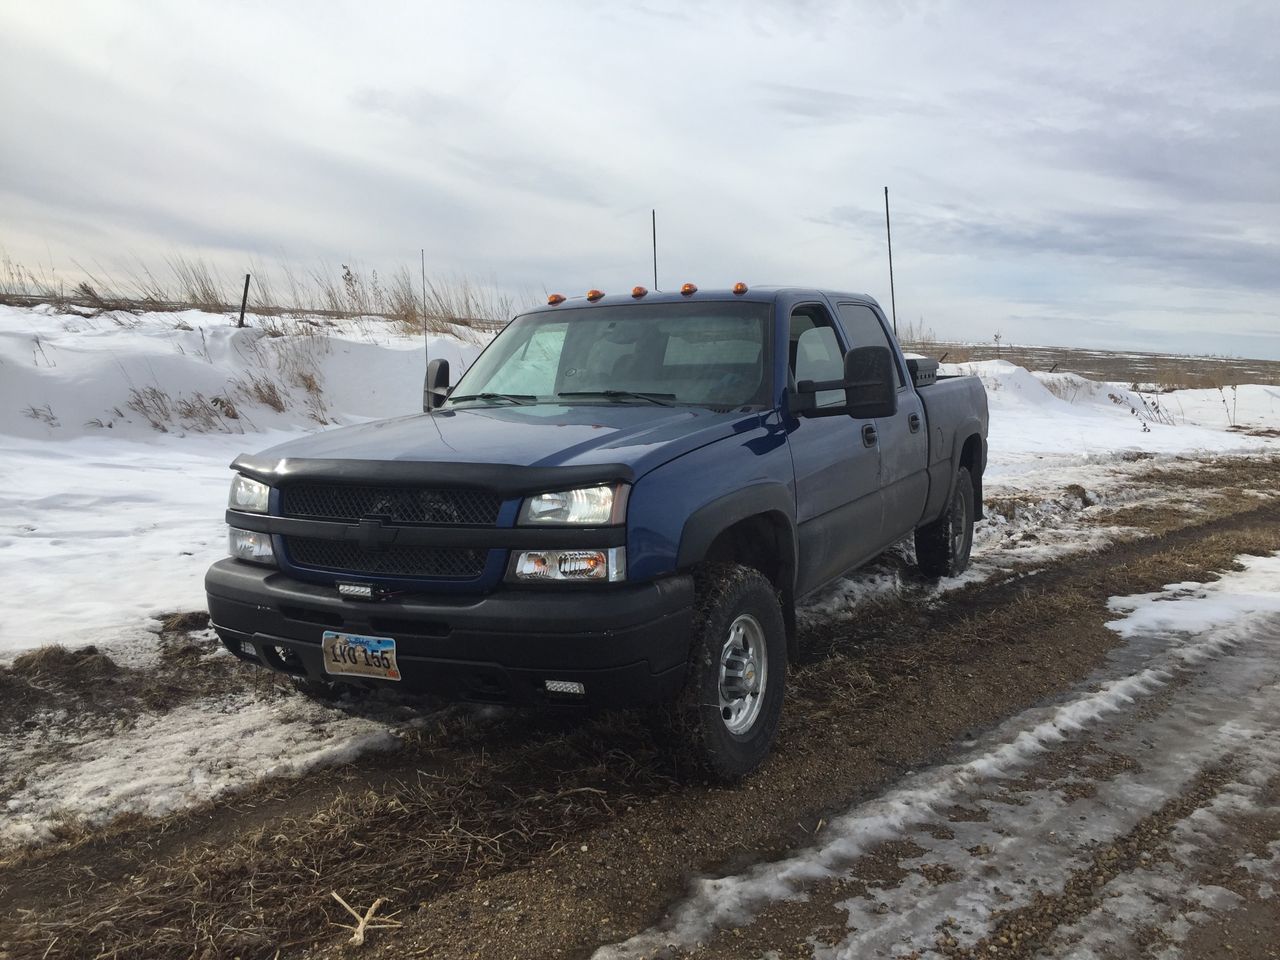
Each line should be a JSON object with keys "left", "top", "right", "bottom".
{"left": 451, "top": 301, "right": 771, "bottom": 408}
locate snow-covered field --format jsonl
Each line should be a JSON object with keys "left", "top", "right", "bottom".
{"left": 1, "top": 303, "right": 1277, "bottom": 847}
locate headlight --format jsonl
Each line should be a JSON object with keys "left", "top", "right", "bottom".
{"left": 228, "top": 474, "right": 270, "bottom": 514}
{"left": 518, "top": 484, "right": 627, "bottom": 525}
{"left": 509, "top": 547, "right": 626, "bottom": 583}
{"left": 229, "top": 527, "right": 275, "bottom": 565}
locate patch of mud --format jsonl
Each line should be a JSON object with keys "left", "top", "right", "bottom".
{"left": 596, "top": 555, "right": 1280, "bottom": 960}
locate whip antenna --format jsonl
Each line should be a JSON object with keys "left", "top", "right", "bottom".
{"left": 884, "top": 187, "right": 898, "bottom": 336}
{"left": 651, "top": 209, "right": 659, "bottom": 291}
{"left": 427, "top": 245, "right": 432, "bottom": 371}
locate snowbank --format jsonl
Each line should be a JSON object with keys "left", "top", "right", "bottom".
{"left": 945, "top": 360, "right": 1278, "bottom": 464}
{"left": 1, "top": 305, "right": 485, "bottom": 655}
{"left": 0, "top": 304, "right": 480, "bottom": 439}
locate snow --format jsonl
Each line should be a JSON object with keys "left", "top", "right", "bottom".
{"left": 2, "top": 303, "right": 1277, "bottom": 847}
{"left": 2, "top": 431, "right": 293, "bottom": 657}
{"left": 0, "top": 303, "right": 479, "bottom": 440}
{"left": 1, "top": 690, "right": 401, "bottom": 846}
{"left": 943, "top": 361, "right": 1277, "bottom": 487}
{"left": 1105, "top": 560, "right": 1280, "bottom": 640}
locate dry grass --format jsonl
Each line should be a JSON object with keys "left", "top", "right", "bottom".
{"left": 898, "top": 318, "right": 975, "bottom": 364}
{"left": 8, "top": 644, "right": 120, "bottom": 685}
{"left": 158, "top": 611, "right": 212, "bottom": 634}
{"left": 125, "top": 385, "right": 248, "bottom": 434}
{"left": 21, "top": 403, "right": 59, "bottom": 427}
{"left": 1041, "top": 375, "right": 1085, "bottom": 404}
{"left": 10, "top": 713, "right": 672, "bottom": 959}
{"left": 1, "top": 248, "right": 521, "bottom": 334}
{"left": 235, "top": 372, "right": 288, "bottom": 413}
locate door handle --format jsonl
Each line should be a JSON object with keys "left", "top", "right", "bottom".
{"left": 908, "top": 413, "right": 922, "bottom": 433}
{"left": 862, "top": 424, "right": 878, "bottom": 447}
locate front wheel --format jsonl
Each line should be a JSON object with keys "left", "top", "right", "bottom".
{"left": 915, "top": 466, "right": 975, "bottom": 577}
{"left": 675, "top": 563, "right": 787, "bottom": 782}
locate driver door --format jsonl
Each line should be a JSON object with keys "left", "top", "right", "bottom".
{"left": 785, "top": 302, "right": 884, "bottom": 595}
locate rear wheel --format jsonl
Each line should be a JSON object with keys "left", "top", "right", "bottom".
{"left": 674, "top": 563, "right": 787, "bottom": 782}
{"left": 915, "top": 466, "right": 975, "bottom": 577}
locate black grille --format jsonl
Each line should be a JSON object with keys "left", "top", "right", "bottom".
{"left": 281, "top": 483, "right": 500, "bottom": 526}
{"left": 285, "top": 537, "right": 487, "bottom": 579}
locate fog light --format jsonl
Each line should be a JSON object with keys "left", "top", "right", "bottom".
{"left": 240, "top": 640, "right": 256, "bottom": 657}
{"left": 545, "top": 679, "right": 585, "bottom": 696}
{"left": 229, "top": 527, "right": 275, "bottom": 565}
{"left": 338, "top": 582, "right": 374, "bottom": 600}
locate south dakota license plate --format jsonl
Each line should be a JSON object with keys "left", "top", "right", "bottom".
{"left": 321, "top": 631, "right": 400, "bottom": 681}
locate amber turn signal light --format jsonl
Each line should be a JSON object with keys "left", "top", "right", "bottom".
{"left": 631, "top": 286, "right": 648, "bottom": 298}
{"left": 680, "top": 282, "right": 697, "bottom": 296}
{"left": 586, "top": 289, "right": 605, "bottom": 302}
{"left": 547, "top": 293, "right": 565, "bottom": 305}
{"left": 732, "top": 282, "right": 748, "bottom": 295}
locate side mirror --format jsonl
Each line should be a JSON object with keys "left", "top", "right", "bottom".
{"left": 423, "top": 358, "right": 450, "bottom": 412}
{"left": 843, "top": 346, "right": 897, "bottom": 419}
{"left": 793, "top": 346, "right": 897, "bottom": 419}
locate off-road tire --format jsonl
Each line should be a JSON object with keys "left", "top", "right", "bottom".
{"left": 673, "top": 563, "right": 787, "bottom": 782}
{"left": 915, "top": 466, "right": 975, "bottom": 578}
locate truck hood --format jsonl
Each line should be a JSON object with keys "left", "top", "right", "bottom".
{"left": 249, "top": 404, "right": 765, "bottom": 479}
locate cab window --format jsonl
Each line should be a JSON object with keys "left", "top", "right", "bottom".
{"left": 788, "top": 304, "right": 846, "bottom": 409}
{"left": 835, "top": 302, "right": 905, "bottom": 388}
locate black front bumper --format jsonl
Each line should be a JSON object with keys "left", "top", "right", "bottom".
{"left": 205, "top": 560, "right": 694, "bottom": 707}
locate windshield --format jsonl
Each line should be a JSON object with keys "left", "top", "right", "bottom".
{"left": 449, "top": 301, "right": 772, "bottom": 408}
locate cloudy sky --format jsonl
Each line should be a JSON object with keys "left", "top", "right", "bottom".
{"left": 3, "top": 1, "right": 1278, "bottom": 357}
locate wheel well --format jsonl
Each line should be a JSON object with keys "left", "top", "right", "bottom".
{"left": 959, "top": 433, "right": 984, "bottom": 518}
{"left": 702, "top": 511, "right": 797, "bottom": 657}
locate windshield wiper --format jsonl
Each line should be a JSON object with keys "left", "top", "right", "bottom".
{"left": 447, "top": 392, "right": 536, "bottom": 406}
{"left": 557, "top": 390, "right": 676, "bottom": 406}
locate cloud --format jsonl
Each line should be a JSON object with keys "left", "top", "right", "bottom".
{"left": 1, "top": 0, "right": 1278, "bottom": 357}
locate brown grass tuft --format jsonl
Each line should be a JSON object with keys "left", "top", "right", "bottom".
{"left": 10, "top": 644, "right": 119, "bottom": 684}
{"left": 158, "top": 611, "right": 211, "bottom": 634}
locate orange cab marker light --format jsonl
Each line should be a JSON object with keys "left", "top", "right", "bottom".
{"left": 586, "top": 289, "right": 605, "bottom": 302}
{"left": 732, "top": 281, "right": 749, "bottom": 295}
{"left": 547, "top": 293, "right": 566, "bottom": 305}
{"left": 631, "top": 286, "right": 648, "bottom": 298}
{"left": 680, "top": 282, "right": 697, "bottom": 296}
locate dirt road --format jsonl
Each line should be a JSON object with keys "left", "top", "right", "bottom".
{"left": 2, "top": 457, "right": 1278, "bottom": 960}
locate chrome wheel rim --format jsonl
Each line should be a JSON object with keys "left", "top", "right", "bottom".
{"left": 718, "top": 613, "right": 767, "bottom": 735}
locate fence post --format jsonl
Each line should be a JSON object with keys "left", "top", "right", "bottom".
{"left": 238, "top": 273, "right": 250, "bottom": 328}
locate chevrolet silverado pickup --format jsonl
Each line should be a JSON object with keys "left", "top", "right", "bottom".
{"left": 205, "top": 285, "right": 988, "bottom": 779}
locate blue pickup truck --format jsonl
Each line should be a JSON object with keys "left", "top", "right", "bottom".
{"left": 206, "top": 285, "right": 987, "bottom": 779}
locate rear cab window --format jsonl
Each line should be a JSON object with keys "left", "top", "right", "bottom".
{"left": 834, "top": 302, "right": 907, "bottom": 389}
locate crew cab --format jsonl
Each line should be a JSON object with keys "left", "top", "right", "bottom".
{"left": 205, "top": 285, "right": 988, "bottom": 779}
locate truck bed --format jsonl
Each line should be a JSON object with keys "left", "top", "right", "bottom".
{"left": 917, "top": 372, "right": 989, "bottom": 518}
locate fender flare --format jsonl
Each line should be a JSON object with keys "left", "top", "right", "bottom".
{"left": 949, "top": 420, "right": 986, "bottom": 519}
{"left": 676, "top": 483, "right": 800, "bottom": 658}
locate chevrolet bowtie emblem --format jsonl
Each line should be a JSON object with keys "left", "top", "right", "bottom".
{"left": 356, "top": 516, "right": 398, "bottom": 551}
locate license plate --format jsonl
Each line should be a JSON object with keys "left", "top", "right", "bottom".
{"left": 321, "top": 631, "right": 401, "bottom": 681}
